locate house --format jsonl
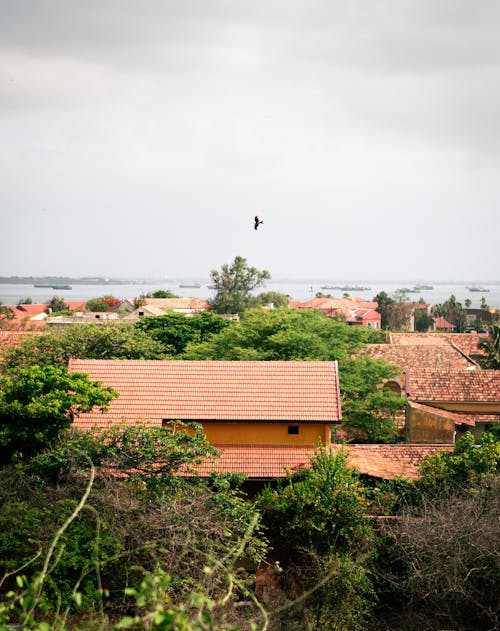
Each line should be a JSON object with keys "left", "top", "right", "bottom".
{"left": 345, "top": 307, "right": 381, "bottom": 329}
{"left": 68, "top": 358, "right": 455, "bottom": 481}
{"left": 119, "top": 298, "right": 209, "bottom": 315}
{"left": 68, "top": 359, "right": 341, "bottom": 447}
{"left": 406, "top": 368, "right": 500, "bottom": 443}
{"left": 433, "top": 316, "right": 455, "bottom": 331}
{"left": 46, "top": 311, "right": 122, "bottom": 327}
{"left": 356, "top": 332, "right": 491, "bottom": 437}
{"left": 1, "top": 304, "right": 48, "bottom": 330}
{"left": 289, "top": 297, "right": 381, "bottom": 328}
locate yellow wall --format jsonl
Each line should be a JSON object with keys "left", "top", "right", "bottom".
{"left": 406, "top": 407, "right": 455, "bottom": 444}
{"left": 202, "top": 422, "right": 331, "bottom": 446}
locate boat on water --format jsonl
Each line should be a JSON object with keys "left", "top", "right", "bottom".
{"left": 466, "top": 286, "right": 490, "bottom": 292}
{"left": 321, "top": 285, "right": 371, "bottom": 291}
{"left": 414, "top": 284, "right": 434, "bottom": 290}
{"left": 179, "top": 283, "right": 201, "bottom": 289}
{"left": 34, "top": 284, "right": 72, "bottom": 290}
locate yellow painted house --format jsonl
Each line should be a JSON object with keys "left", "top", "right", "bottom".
{"left": 68, "top": 359, "right": 342, "bottom": 447}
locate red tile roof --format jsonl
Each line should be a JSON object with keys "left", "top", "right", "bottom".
{"left": 16, "top": 303, "right": 48, "bottom": 316}
{"left": 0, "top": 330, "right": 40, "bottom": 358}
{"left": 66, "top": 301, "right": 87, "bottom": 311}
{"left": 68, "top": 360, "right": 342, "bottom": 429}
{"left": 358, "top": 343, "right": 474, "bottom": 371}
{"left": 407, "top": 369, "right": 500, "bottom": 403}
{"left": 189, "top": 444, "right": 454, "bottom": 480}
{"left": 434, "top": 316, "right": 455, "bottom": 330}
{"left": 289, "top": 297, "right": 377, "bottom": 311}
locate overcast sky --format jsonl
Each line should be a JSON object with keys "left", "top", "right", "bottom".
{"left": 1, "top": 0, "right": 499, "bottom": 281}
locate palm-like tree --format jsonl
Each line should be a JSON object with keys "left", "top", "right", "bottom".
{"left": 478, "top": 324, "right": 500, "bottom": 369}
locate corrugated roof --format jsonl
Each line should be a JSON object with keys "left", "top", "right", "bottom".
{"left": 69, "top": 359, "right": 341, "bottom": 429}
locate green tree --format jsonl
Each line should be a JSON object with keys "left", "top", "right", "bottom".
{"left": 17, "top": 297, "right": 33, "bottom": 305}
{"left": 135, "top": 312, "right": 231, "bottom": 355}
{"left": 0, "top": 301, "right": 15, "bottom": 322}
{"left": 0, "top": 364, "right": 117, "bottom": 461}
{"left": 478, "top": 323, "right": 500, "bottom": 369}
{"left": 379, "top": 290, "right": 413, "bottom": 331}
{"left": 46, "top": 295, "right": 68, "bottom": 314}
{"left": 257, "top": 448, "right": 372, "bottom": 554}
{"left": 433, "top": 294, "right": 467, "bottom": 332}
{"left": 141, "top": 289, "right": 180, "bottom": 299}
{"left": 85, "top": 294, "right": 121, "bottom": 312}
{"left": 208, "top": 256, "right": 271, "bottom": 314}
{"left": 413, "top": 308, "right": 434, "bottom": 332}
{"left": 417, "top": 431, "right": 499, "bottom": 494}
{"left": 250, "top": 290, "right": 291, "bottom": 308}
{"left": 2, "top": 323, "right": 166, "bottom": 371}
{"left": 373, "top": 291, "right": 395, "bottom": 329}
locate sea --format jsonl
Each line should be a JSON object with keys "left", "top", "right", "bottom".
{"left": 1, "top": 280, "right": 500, "bottom": 309}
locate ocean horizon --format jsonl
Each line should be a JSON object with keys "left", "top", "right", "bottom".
{"left": 1, "top": 279, "right": 499, "bottom": 310}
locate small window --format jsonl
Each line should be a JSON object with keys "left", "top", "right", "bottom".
{"left": 288, "top": 425, "right": 299, "bottom": 435}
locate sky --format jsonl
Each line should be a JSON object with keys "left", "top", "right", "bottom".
{"left": 1, "top": 0, "right": 499, "bottom": 282}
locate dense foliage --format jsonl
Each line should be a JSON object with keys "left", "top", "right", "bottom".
{"left": 209, "top": 256, "right": 271, "bottom": 314}
{"left": 1, "top": 323, "right": 166, "bottom": 371}
{"left": 135, "top": 312, "right": 231, "bottom": 355}
{"left": 0, "top": 364, "right": 117, "bottom": 462}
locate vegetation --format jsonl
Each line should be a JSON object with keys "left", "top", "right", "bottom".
{"left": 0, "top": 300, "right": 15, "bottom": 322}
{"left": 0, "top": 364, "right": 117, "bottom": 462}
{"left": 433, "top": 294, "right": 467, "bottom": 332}
{"left": 1, "top": 268, "right": 499, "bottom": 629}
{"left": 86, "top": 295, "right": 121, "bottom": 312}
{"left": 0, "top": 426, "right": 497, "bottom": 630}
{"left": 209, "top": 256, "right": 271, "bottom": 314}
{"left": 477, "top": 323, "right": 500, "bottom": 369}
{"left": 1, "top": 323, "right": 166, "bottom": 371}
{"left": 140, "top": 289, "right": 180, "bottom": 299}
{"left": 46, "top": 296, "right": 69, "bottom": 314}
{"left": 184, "top": 308, "right": 403, "bottom": 442}
{"left": 135, "top": 312, "right": 231, "bottom": 355}
{"left": 373, "top": 291, "right": 413, "bottom": 331}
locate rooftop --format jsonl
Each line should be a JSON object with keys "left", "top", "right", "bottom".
{"left": 69, "top": 359, "right": 342, "bottom": 429}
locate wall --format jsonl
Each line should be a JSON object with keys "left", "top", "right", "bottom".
{"left": 202, "top": 422, "right": 331, "bottom": 446}
{"left": 406, "top": 407, "right": 455, "bottom": 444}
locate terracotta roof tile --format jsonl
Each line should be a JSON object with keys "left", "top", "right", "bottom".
{"left": 190, "top": 444, "right": 454, "bottom": 480}
{"left": 357, "top": 343, "right": 473, "bottom": 371}
{"left": 69, "top": 360, "right": 342, "bottom": 429}
{"left": 407, "top": 369, "right": 500, "bottom": 402}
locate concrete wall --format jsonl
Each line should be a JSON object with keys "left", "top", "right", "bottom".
{"left": 406, "top": 407, "right": 455, "bottom": 444}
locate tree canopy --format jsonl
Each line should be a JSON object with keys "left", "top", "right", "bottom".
{"left": 1, "top": 322, "right": 166, "bottom": 371}
{"left": 135, "top": 311, "right": 231, "bottom": 355}
{"left": 208, "top": 256, "right": 271, "bottom": 314}
{"left": 0, "top": 364, "right": 117, "bottom": 461}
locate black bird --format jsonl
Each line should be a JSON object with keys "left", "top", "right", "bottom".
{"left": 254, "top": 216, "right": 263, "bottom": 230}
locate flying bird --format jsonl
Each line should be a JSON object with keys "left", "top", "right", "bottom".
{"left": 254, "top": 216, "right": 263, "bottom": 230}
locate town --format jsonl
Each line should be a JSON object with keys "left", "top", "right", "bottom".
{"left": 0, "top": 257, "right": 499, "bottom": 630}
